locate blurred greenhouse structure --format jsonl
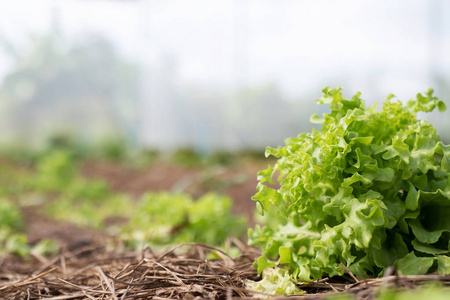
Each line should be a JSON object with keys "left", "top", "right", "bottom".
{"left": 0, "top": 0, "right": 449, "bottom": 152}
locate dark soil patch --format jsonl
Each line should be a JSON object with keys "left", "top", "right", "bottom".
{"left": 21, "top": 206, "right": 108, "bottom": 252}
{"left": 81, "top": 161, "right": 200, "bottom": 197}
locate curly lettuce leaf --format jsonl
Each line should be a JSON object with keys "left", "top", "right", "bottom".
{"left": 246, "top": 267, "right": 304, "bottom": 296}
{"left": 249, "top": 87, "right": 450, "bottom": 288}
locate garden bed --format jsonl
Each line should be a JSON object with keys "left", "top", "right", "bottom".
{"left": 1, "top": 152, "right": 450, "bottom": 299}
{"left": 2, "top": 243, "right": 450, "bottom": 299}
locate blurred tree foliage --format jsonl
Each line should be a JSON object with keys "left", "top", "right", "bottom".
{"left": 0, "top": 29, "right": 139, "bottom": 148}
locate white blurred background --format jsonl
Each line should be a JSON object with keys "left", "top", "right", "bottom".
{"left": 1, "top": 0, "right": 449, "bottom": 152}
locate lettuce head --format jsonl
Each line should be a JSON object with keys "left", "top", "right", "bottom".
{"left": 249, "top": 87, "right": 450, "bottom": 287}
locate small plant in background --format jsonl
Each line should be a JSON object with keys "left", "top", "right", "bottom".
{"left": 0, "top": 162, "right": 31, "bottom": 197}
{"left": 121, "top": 192, "right": 247, "bottom": 249}
{"left": 0, "top": 198, "right": 58, "bottom": 257}
{"left": 0, "top": 198, "right": 25, "bottom": 234}
{"left": 26, "top": 149, "right": 128, "bottom": 226}
{"left": 248, "top": 87, "right": 450, "bottom": 294}
{"left": 46, "top": 193, "right": 130, "bottom": 229}
{"left": 96, "top": 138, "right": 128, "bottom": 162}
{"left": 0, "top": 147, "right": 248, "bottom": 253}
{"left": 0, "top": 198, "right": 31, "bottom": 257}
{"left": 170, "top": 148, "right": 204, "bottom": 168}
{"left": 32, "top": 150, "right": 77, "bottom": 192}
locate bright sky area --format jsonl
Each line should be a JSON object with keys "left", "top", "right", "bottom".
{"left": 1, "top": 0, "right": 449, "bottom": 102}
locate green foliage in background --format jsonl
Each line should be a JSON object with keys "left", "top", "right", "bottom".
{"left": 0, "top": 198, "right": 58, "bottom": 257}
{"left": 121, "top": 192, "right": 247, "bottom": 249}
{"left": 32, "top": 150, "right": 77, "bottom": 191}
{"left": 47, "top": 193, "right": 130, "bottom": 229}
{"left": 249, "top": 87, "right": 450, "bottom": 292}
{"left": 0, "top": 162, "right": 30, "bottom": 197}
{"left": 0, "top": 147, "right": 249, "bottom": 255}
{"left": 0, "top": 198, "right": 25, "bottom": 233}
{"left": 29, "top": 150, "right": 130, "bottom": 228}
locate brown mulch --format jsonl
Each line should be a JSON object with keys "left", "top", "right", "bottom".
{"left": 2, "top": 241, "right": 450, "bottom": 300}
{"left": 0, "top": 243, "right": 261, "bottom": 299}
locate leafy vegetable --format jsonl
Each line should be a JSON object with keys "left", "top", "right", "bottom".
{"left": 32, "top": 150, "right": 77, "bottom": 192}
{"left": 0, "top": 197, "right": 59, "bottom": 257}
{"left": 121, "top": 192, "right": 246, "bottom": 249}
{"left": 46, "top": 193, "right": 130, "bottom": 229}
{"left": 1, "top": 150, "right": 246, "bottom": 253}
{"left": 249, "top": 87, "right": 450, "bottom": 287}
{"left": 26, "top": 150, "right": 128, "bottom": 228}
{"left": 0, "top": 198, "right": 25, "bottom": 232}
{"left": 245, "top": 267, "right": 304, "bottom": 296}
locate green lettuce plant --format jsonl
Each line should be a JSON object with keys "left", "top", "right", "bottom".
{"left": 121, "top": 192, "right": 246, "bottom": 249}
{"left": 249, "top": 87, "right": 450, "bottom": 286}
{"left": 0, "top": 198, "right": 58, "bottom": 257}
